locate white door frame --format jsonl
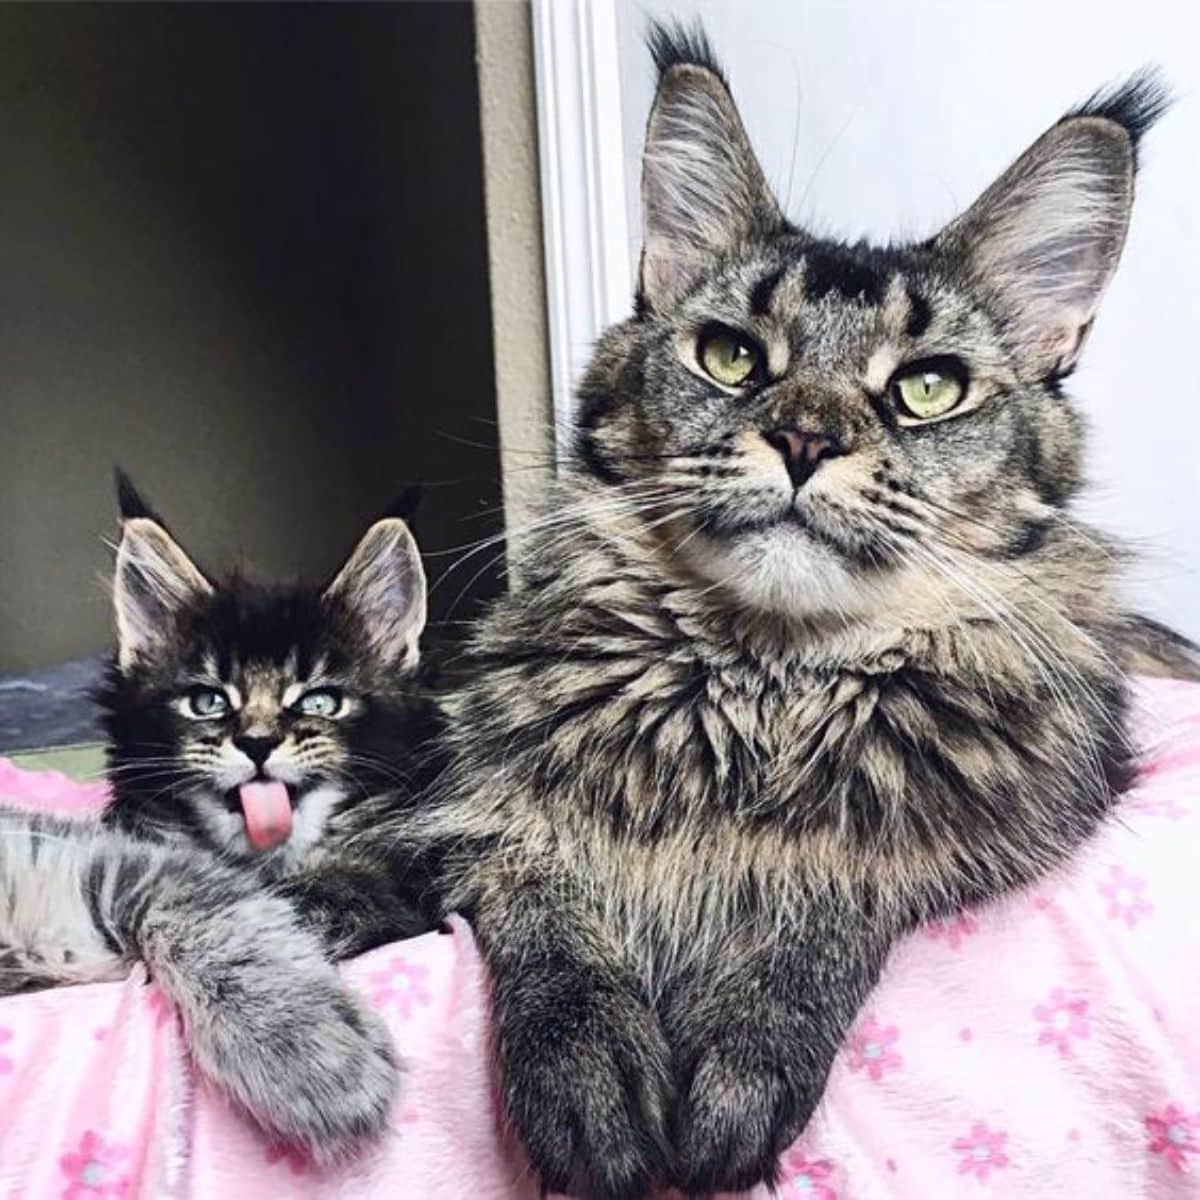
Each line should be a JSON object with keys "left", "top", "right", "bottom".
{"left": 530, "top": 0, "right": 634, "bottom": 457}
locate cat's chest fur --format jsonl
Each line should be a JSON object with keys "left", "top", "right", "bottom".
{"left": 456, "top": 550, "right": 1129, "bottom": 940}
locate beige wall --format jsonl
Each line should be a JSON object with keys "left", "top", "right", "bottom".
{"left": 474, "top": 0, "right": 554, "bottom": 566}
{"left": 0, "top": 4, "right": 503, "bottom": 672}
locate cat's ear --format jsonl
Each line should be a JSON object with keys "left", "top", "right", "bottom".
{"left": 935, "top": 72, "right": 1167, "bottom": 379}
{"left": 114, "top": 466, "right": 167, "bottom": 525}
{"left": 638, "top": 22, "right": 782, "bottom": 311}
{"left": 323, "top": 518, "right": 427, "bottom": 671}
{"left": 114, "top": 517, "right": 212, "bottom": 670}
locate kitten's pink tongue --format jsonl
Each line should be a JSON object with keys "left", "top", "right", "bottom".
{"left": 237, "top": 781, "right": 293, "bottom": 852}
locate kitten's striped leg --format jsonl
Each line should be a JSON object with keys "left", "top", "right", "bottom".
{"left": 0, "top": 810, "right": 129, "bottom": 992}
{"left": 0, "top": 809, "right": 400, "bottom": 1163}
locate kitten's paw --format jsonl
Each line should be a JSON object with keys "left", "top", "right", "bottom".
{"left": 671, "top": 1041, "right": 815, "bottom": 1195}
{"left": 499, "top": 996, "right": 674, "bottom": 1200}
{"left": 190, "top": 979, "right": 401, "bottom": 1165}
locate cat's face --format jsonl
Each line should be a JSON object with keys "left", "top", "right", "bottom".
{"left": 577, "top": 34, "right": 1160, "bottom": 620}
{"left": 101, "top": 504, "right": 428, "bottom": 861}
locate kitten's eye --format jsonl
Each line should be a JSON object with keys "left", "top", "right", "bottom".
{"left": 890, "top": 364, "right": 966, "bottom": 421}
{"left": 294, "top": 688, "right": 344, "bottom": 718}
{"left": 185, "top": 687, "right": 229, "bottom": 719}
{"left": 697, "top": 325, "right": 764, "bottom": 388}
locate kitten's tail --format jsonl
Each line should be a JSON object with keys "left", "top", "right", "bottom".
{"left": 0, "top": 808, "right": 400, "bottom": 1163}
{"left": 1115, "top": 613, "right": 1200, "bottom": 682}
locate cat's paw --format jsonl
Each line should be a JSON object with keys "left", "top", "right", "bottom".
{"left": 188, "top": 977, "right": 400, "bottom": 1165}
{"left": 499, "top": 994, "right": 674, "bottom": 1200}
{"left": 671, "top": 1040, "right": 815, "bottom": 1195}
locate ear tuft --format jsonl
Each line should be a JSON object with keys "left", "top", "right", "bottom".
{"left": 646, "top": 19, "right": 727, "bottom": 85}
{"left": 380, "top": 484, "right": 423, "bottom": 525}
{"left": 114, "top": 467, "right": 164, "bottom": 524}
{"left": 323, "top": 519, "right": 427, "bottom": 671}
{"left": 1062, "top": 67, "right": 1170, "bottom": 170}
{"left": 113, "top": 517, "right": 211, "bottom": 669}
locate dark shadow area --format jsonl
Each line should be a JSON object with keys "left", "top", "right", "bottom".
{"left": 0, "top": 2, "right": 502, "bottom": 683}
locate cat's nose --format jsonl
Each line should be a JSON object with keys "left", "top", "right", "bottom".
{"left": 764, "top": 426, "right": 845, "bottom": 490}
{"left": 234, "top": 733, "right": 282, "bottom": 768}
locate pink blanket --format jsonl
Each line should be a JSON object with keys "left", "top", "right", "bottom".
{"left": 2, "top": 677, "right": 1199, "bottom": 1199}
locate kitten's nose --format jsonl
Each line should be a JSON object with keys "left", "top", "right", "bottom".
{"left": 234, "top": 733, "right": 282, "bottom": 769}
{"left": 764, "top": 426, "right": 844, "bottom": 490}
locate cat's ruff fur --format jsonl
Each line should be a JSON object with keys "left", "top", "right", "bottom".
{"left": 412, "top": 24, "right": 1193, "bottom": 1200}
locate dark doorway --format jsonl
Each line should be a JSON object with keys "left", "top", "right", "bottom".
{"left": 0, "top": 2, "right": 502, "bottom": 700}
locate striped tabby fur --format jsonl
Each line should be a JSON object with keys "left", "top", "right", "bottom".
{"left": 0, "top": 483, "right": 442, "bottom": 1159}
{"left": 412, "top": 23, "right": 1195, "bottom": 1200}
{"left": 98, "top": 475, "right": 443, "bottom": 955}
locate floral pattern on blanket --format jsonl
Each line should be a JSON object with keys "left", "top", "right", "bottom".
{"left": 0, "top": 676, "right": 1198, "bottom": 1198}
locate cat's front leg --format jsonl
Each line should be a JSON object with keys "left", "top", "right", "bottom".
{"left": 666, "top": 903, "right": 893, "bottom": 1194}
{"left": 470, "top": 861, "right": 674, "bottom": 1200}
{"left": 125, "top": 857, "right": 402, "bottom": 1164}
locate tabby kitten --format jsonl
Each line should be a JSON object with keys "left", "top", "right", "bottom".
{"left": 0, "top": 482, "right": 447, "bottom": 1157}
{"left": 419, "top": 26, "right": 1192, "bottom": 1199}
{"left": 101, "top": 475, "right": 443, "bottom": 954}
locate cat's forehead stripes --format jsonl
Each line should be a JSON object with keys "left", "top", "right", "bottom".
{"left": 737, "top": 256, "right": 933, "bottom": 393}
{"left": 748, "top": 263, "right": 789, "bottom": 316}
{"left": 744, "top": 249, "right": 930, "bottom": 332}
{"left": 752, "top": 239, "right": 913, "bottom": 315}
{"left": 904, "top": 287, "right": 933, "bottom": 339}
{"left": 796, "top": 242, "right": 895, "bottom": 306}
{"left": 878, "top": 274, "right": 918, "bottom": 339}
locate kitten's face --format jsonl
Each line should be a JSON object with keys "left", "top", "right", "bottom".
{"left": 577, "top": 44, "right": 1158, "bottom": 620}
{"left": 102, "top": 511, "right": 427, "bottom": 861}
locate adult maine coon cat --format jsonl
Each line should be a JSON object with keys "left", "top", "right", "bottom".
{"left": 420, "top": 24, "right": 1195, "bottom": 1199}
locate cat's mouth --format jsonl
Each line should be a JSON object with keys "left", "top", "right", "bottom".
{"left": 698, "top": 496, "right": 898, "bottom": 571}
{"left": 701, "top": 499, "right": 846, "bottom": 546}
{"left": 222, "top": 779, "right": 298, "bottom": 852}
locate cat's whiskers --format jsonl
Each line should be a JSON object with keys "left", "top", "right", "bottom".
{"left": 430, "top": 483, "right": 680, "bottom": 609}
{"left": 862, "top": 483, "right": 1126, "bottom": 695}
{"left": 444, "top": 487, "right": 692, "bottom": 608}
{"left": 893, "top": 538, "right": 1114, "bottom": 794}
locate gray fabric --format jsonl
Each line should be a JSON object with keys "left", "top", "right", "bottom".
{"left": 0, "top": 654, "right": 106, "bottom": 753}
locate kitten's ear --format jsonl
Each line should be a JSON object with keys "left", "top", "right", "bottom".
{"left": 114, "top": 517, "right": 212, "bottom": 670}
{"left": 639, "top": 22, "right": 782, "bottom": 311}
{"left": 935, "top": 72, "right": 1167, "bottom": 379}
{"left": 323, "top": 518, "right": 427, "bottom": 671}
{"left": 114, "top": 467, "right": 165, "bottom": 525}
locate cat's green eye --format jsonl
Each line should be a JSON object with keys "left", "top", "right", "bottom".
{"left": 185, "top": 687, "right": 229, "bottom": 719}
{"left": 891, "top": 365, "right": 966, "bottom": 421}
{"left": 697, "top": 326, "right": 763, "bottom": 388}
{"left": 295, "top": 688, "right": 344, "bottom": 718}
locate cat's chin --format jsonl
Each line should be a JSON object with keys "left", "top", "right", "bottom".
{"left": 680, "top": 524, "right": 883, "bottom": 621}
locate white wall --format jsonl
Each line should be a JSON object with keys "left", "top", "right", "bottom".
{"left": 612, "top": 0, "right": 1200, "bottom": 639}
